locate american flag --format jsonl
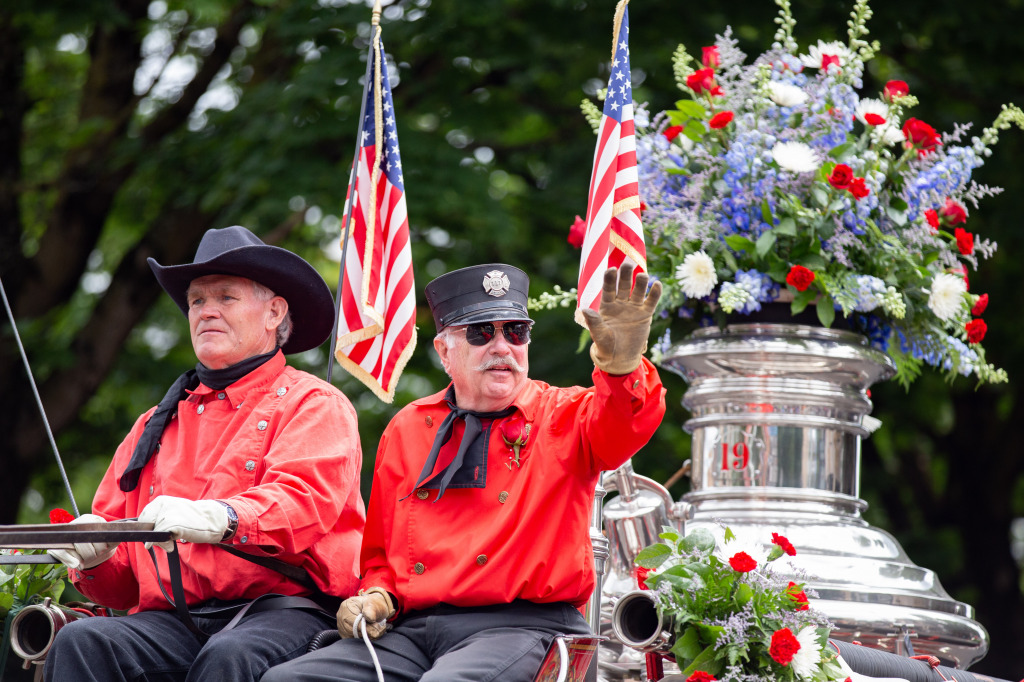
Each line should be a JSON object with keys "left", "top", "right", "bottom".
{"left": 334, "top": 28, "right": 416, "bottom": 403}
{"left": 576, "top": 0, "right": 646, "bottom": 322}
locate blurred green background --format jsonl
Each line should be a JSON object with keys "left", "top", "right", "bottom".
{"left": 1, "top": 0, "right": 1022, "bottom": 675}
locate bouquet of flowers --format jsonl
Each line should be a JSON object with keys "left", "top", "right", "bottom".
{"left": 635, "top": 526, "right": 845, "bottom": 681}
{"left": 635, "top": 0, "right": 1023, "bottom": 387}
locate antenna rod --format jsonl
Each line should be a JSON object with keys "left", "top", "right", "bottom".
{"left": 0, "top": 275, "right": 80, "bottom": 517}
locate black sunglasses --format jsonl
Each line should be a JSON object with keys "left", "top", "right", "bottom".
{"left": 456, "top": 321, "right": 532, "bottom": 346}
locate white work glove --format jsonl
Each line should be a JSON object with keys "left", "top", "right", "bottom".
{"left": 337, "top": 587, "right": 395, "bottom": 640}
{"left": 138, "top": 495, "right": 229, "bottom": 552}
{"left": 47, "top": 514, "right": 120, "bottom": 571}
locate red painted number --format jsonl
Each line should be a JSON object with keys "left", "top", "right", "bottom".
{"left": 721, "top": 442, "right": 749, "bottom": 471}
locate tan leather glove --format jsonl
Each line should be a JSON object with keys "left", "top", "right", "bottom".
{"left": 337, "top": 587, "right": 396, "bottom": 640}
{"left": 581, "top": 264, "right": 662, "bottom": 375}
{"left": 47, "top": 514, "right": 119, "bottom": 570}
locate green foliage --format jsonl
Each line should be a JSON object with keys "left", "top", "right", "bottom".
{"left": 0, "top": 551, "right": 66, "bottom": 620}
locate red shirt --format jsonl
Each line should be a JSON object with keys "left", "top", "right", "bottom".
{"left": 71, "top": 352, "right": 365, "bottom": 613}
{"left": 360, "top": 359, "right": 665, "bottom": 613}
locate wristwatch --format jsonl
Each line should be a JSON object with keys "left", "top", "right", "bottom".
{"left": 218, "top": 501, "right": 239, "bottom": 541}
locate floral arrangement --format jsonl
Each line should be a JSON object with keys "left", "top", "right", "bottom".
{"left": 635, "top": 525, "right": 846, "bottom": 681}
{"left": 0, "top": 509, "right": 73, "bottom": 622}
{"left": 633, "top": 0, "right": 1024, "bottom": 387}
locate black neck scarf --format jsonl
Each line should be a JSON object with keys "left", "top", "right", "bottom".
{"left": 118, "top": 348, "right": 280, "bottom": 492}
{"left": 404, "top": 386, "right": 515, "bottom": 502}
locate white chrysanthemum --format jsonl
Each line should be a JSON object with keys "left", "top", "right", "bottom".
{"left": 799, "top": 40, "right": 851, "bottom": 69}
{"left": 674, "top": 251, "right": 718, "bottom": 298}
{"left": 768, "top": 81, "right": 808, "bottom": 108}
{"left": 873, "top": 123, "right": 906, "bottom": 146}
{"left": 771, "top": 141, "right": 820, "bottom": 173}
{"left": 791, "top": 626, "right": 823, "bottom": 678}
{"left": 716, "top": 532, "right": 770, "bottom": 567}
{"left": 928, "top": 273, "right": 968, "bottom": 321}
{"left": 855, "top": 98, "right": 888, "bottom": 126}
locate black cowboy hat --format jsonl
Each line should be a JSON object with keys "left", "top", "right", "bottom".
{"left": 424, "top": 263, "right": 533, "bottom": 333}
{"left": 148, "top": 225, "right": 335, "bottom": 355}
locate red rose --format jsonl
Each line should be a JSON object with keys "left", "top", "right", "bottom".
{"left": 687, "top": 673, "right": 717, "bottom": 682}
{"left": 863, "top": 112, "right": 886, "bottom": 126}
{"left": 786, "top": 581, "right": 810, "bottom": 611}
{"left": 883, "top": 80, "right": 909, "bottom": 101}
{"left": 955, "top": 227, "right": 974, "bottom": 255}
{"left": 940, "top": 198, "right": 967, "bottom": 225}
{"left": 663, "top": 125, "right": 685, "bottom": 141}
{"left": 966, "top": 319, "right": 987, "bottom": 344}
{"left": 772, "top": 532, "right": 797, "bottom": 556}
{"left": 972, "top": 293, "right": 989, "bottom": 316}
{"left": 902, "top": 118, "right": 941, "bottom": 156}
{"left": 640, "top": 201, "right": 648, "bottom": 213}
{"left": 567, "top": 215, "right": 586, "bottom": 249}
{"left": 827, "top": 164, "right": 854, "bottom": 190}
{"left": 848, "top": 177, "right": 870, "bottom": 200}
{"left": 821, "top": 53, "right": 841, "bottom": 71}
{"left": 687, "top": 68, "right": 722, "bottom": 96}
{"left": 728, "top": 551, "right": 757, "bottom": 573}
{"left": 701, "top": 46, "right": 720, "bottom": 69}
{"left": 49, "top": 508, "right": 75, "bottom": 524}
{"left": 785, "top": 265, "right": 815, "bottom": 292}
{"left": 924, "top": 209, "right": 940, "bottom": 230}
{"left": 709, "top": 111, "right": 733, "bottom": 129}
{"left": 499, "top": 415, "right": 530, "bottom": 467}
{"left": 634, "top": 565, "right": 655, "bottom": 590}
{"left": 769, "top": 628, "right": 801, "bottom": 666}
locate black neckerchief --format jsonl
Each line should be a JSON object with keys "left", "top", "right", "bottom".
{"left": 118, "top": 348, "right": 280, "bottom": 492}
{"left": 403, "top": 386, "right": 515, "bottom": 502}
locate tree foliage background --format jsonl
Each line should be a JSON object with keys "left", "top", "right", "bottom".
{"left": 1, "top": 0, "right": 1022, "bottom": 675}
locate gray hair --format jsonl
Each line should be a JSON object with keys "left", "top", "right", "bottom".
{"left": 251, "top": 280, "right": 293, "bottom": 348}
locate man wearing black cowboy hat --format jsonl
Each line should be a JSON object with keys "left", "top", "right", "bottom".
{"left": 264, "top": 263, "right": 665, "bottom": 682}
{"left": 45, "top": 226, "right": 366, "bottom": 682}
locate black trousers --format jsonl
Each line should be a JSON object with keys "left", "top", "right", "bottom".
{"left": 261, "top": 600, "right": 591, "bottom": 682}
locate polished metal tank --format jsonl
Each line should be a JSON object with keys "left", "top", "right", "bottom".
{"left": 654, "top": 322, "right": 988, "bottom": 668}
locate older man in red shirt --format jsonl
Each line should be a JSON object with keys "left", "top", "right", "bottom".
{"left": 45, "top": 226, "right": 365, "bottom": 682}
{"left": 264, "top": 262, "right": 665, "bottom": 682}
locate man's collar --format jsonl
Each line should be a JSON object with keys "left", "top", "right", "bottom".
{"left": 189, "top": 349, "right": 286, "bottom": 408}
{"left": 413, "top": 378, "right": 538, "bottom": 421}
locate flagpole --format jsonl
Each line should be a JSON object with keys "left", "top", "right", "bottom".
{"left": 327, "top": 1, "right": 382, "bottom": 383}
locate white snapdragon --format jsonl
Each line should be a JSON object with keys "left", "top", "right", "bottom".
{"left": 674, "top": 251, "right": 718, "bottom": 298}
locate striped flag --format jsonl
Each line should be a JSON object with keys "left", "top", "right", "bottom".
{"left": 334, "top": 28, "right": 416, "bottom": 403}
{"left": 576, "top": 0, "right": 646, "bottom": 323}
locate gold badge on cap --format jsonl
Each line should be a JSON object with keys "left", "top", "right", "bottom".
{"left": 482, "top": 270, "right": 511, "bottom": 297}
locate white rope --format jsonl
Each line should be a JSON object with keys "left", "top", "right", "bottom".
{"left": 555, "top": 637, "right": 569, "bottom": 682}
{"left": 355, "top": 614, "right": 386, "bottom": 682}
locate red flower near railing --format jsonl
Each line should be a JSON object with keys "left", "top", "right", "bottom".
{"left": 49, "top": 508, "right": 75, "bottom": 524}
{"left": 728, "top": 551, "right": 756, "bottom": 573}
{"left": 769, "top": 627, "right": 801, "bottom": 666}
{"left": 771, "top": 532, "right": 797, "bottom": 556}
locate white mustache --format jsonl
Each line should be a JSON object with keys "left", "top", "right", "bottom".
{"left": 476, "top": 356, "right": 524, "bottom": 373}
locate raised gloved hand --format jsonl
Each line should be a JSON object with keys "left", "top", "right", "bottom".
{"left": 47, "top": 514, "right": 120, "bottom": 571}
{"left": 581, "top": 264, "right": 662, "bottom": 375}
{"left": 337, "top": 587, "right": 395, "bottom": 640}
{"left": 138, "top": 495, "right": 229, "bottom": 552}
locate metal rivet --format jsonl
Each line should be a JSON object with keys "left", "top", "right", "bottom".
{"left": 425, "top": 416, "right": 433, "bottom": 427}
{"left": 257, "top": 420, "right": 268, "bottom": 431}
{"left": 498, "top": 491, "right": 509, "bottom": 503}
{"left": 416, "top": 489, "right": 429, "bottom": 500}
{"left": 277, "top": 387, "right": 287, "bottom": 397}
{"left": 245, "top": 460, "right": 256, "bottom": 472}
{"left": 632, "top": 379, "right": 640, "bottom": 389}
{"left": 414, "top": 562, "right": 425, "bottom": 575}
{"left": 476, "top": 555, "right": 487, "bottom": 566}
{"left": 240, "top": 536, "right": 248, "bottom": 544}
{"left": 196, "top": 404, "right": 205, "bottom": 415}
{"left": 217, "top": 392, "right": 226, "bottom": 400}
{"left": 148, "top": 486, "right": 154, "bottom": 496}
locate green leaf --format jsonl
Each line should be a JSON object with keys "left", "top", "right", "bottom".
{"left": 734, "top": 582, "right": 753, "bottom": 606}
{"left": 683, "top": 120, "right": 707, "bottom": 140}
{"left": 890, "top": 197, "right": 909, "bottom": 211}
{"left": 723, "top": 527, "right": 736, "bottom": 542}
{"left": 816, "top": 296, "right": 836, "bottom": 327}
{"left": 681, "top": 528, "right": 717, "bottom": 553}
{"left": 755, "top": 231, "right": 776, "bottom": 258}
{"left": 760, "top": 199, "right": 774, "bottom": 225}
{"left": 576, "top": 328, "right": 591, "bottom": 354}
{"left": 775, "top": 217, "right": 797, "bottom": 236}
{"left": 678, "top": 644, "right": 726, "bottom": 679}
{"left": 792, "top": 287, "right": 817, "bottom": 314}
{"left": 886, "top": 205, "right": 908, "bottom": 226}
{"left": 673, "top": 100, "right": 709, "bottom": 119}
{"left": 798, "top": 254, "right": 827, "bottom": 270}
{"left": 724, "top": 235, "right": 755, "bottom": 252}
{"left": 811, "top": 186, "right": 829, "bottom": 208}
{"left": 829, "top": 142, "right": 854, "bottom": 159}
{"left": 635, "top": 543, "right": 672, "bottom": 568}
{"left": 673, "top": 625, "right": 703, "bottom": 661}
